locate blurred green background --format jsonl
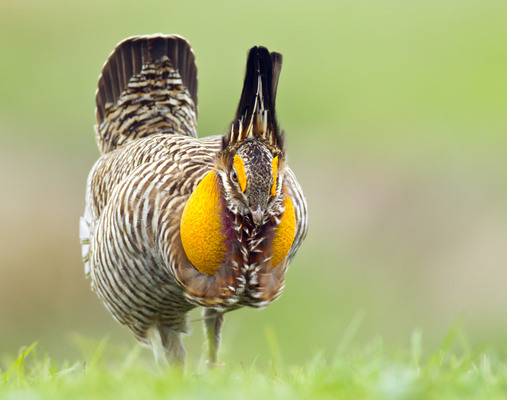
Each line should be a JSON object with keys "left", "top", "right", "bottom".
{"left": 1, "top": 0, "right": 507, "bottom": 368}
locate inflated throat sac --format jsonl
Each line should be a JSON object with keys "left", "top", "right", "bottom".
{"left": 180, "top": 170, "right": 226, "bottom": 275}
{"left": 271, "top": 194, "right": 296, "bottom": 268}
{"left": 181, "top": 171, "right": 296, "bottom": 274}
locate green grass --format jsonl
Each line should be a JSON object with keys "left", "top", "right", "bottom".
{"left": 2, "top": 327, "right": 507, "bottom": 400}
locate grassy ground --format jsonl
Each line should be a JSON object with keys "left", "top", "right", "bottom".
{"left": 2, "top": 327, "right": 507, "bottom": 400}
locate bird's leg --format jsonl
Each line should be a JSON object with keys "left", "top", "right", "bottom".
{"left": 160, "top": 328, "right": 186, "bottom": 369}
{"left": 203, "top": 307, "right": 225, "bottom": 367}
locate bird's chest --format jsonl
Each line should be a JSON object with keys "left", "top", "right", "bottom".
{"left": 177, "top": 171, "right": 295, "bottom": 308}
{"left": 221, "top": 207, "right": 293, "bottom": 307}
{"left": 228, "top": 196, "right": 296, "bottom": 271}
{"left": 229, "top": 217, "right": 274, "bottom": 274}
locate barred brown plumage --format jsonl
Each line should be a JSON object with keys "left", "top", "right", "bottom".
{"left": 80, "top": 34, "right": 308, "bottom": 367}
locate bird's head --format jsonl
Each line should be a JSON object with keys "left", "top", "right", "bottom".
{"left": 216, "top": 138, "right": 284, "bottom": 227}
{"left": 216, "top": 45, "right": 285, "bottom": 228}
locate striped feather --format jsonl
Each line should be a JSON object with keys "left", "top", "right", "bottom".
{"left": 95, "top": 35, "right": 198, "bottom": 154}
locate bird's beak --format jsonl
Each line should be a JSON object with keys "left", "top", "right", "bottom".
{"left": 250, "top": 205, "right": 264, "bottom": 228}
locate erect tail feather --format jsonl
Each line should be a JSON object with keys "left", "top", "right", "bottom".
{"left": 95, "top": 34, "right": 198, "bottom": 154}
{"left": 226, "top": 47, "right": 284, "bottom": 152}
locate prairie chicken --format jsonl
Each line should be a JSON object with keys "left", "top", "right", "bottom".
{"left": 79, "top": 34, "right": 308, "bottom": 366}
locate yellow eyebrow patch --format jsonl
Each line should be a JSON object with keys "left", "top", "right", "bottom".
{"left": 233, "top": 154, "right": 247, "bottom": 192}
{"left": 180, "top": 169, "right": 226, "bottom": 275}
{"left": 271, "top": 156, "right": 279, "bottom": 196}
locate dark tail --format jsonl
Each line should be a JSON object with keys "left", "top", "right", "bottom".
{"left": 95, "top": 35, "right": 198, "bottom": 154}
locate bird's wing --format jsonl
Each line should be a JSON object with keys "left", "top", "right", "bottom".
{"left": 284, "top": 167, "right": 308, "bottom": 262}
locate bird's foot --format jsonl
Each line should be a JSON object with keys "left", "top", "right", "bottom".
{"left": 205, "top": 360, "right": 225, "bottom": 370}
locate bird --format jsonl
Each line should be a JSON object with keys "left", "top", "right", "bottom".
{"left": 79, "top": 34, "right": 308, "bottom": 367}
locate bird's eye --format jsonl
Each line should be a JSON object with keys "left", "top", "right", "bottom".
{"left": 231, "top": 171, "right": 238, "bottom": 182}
